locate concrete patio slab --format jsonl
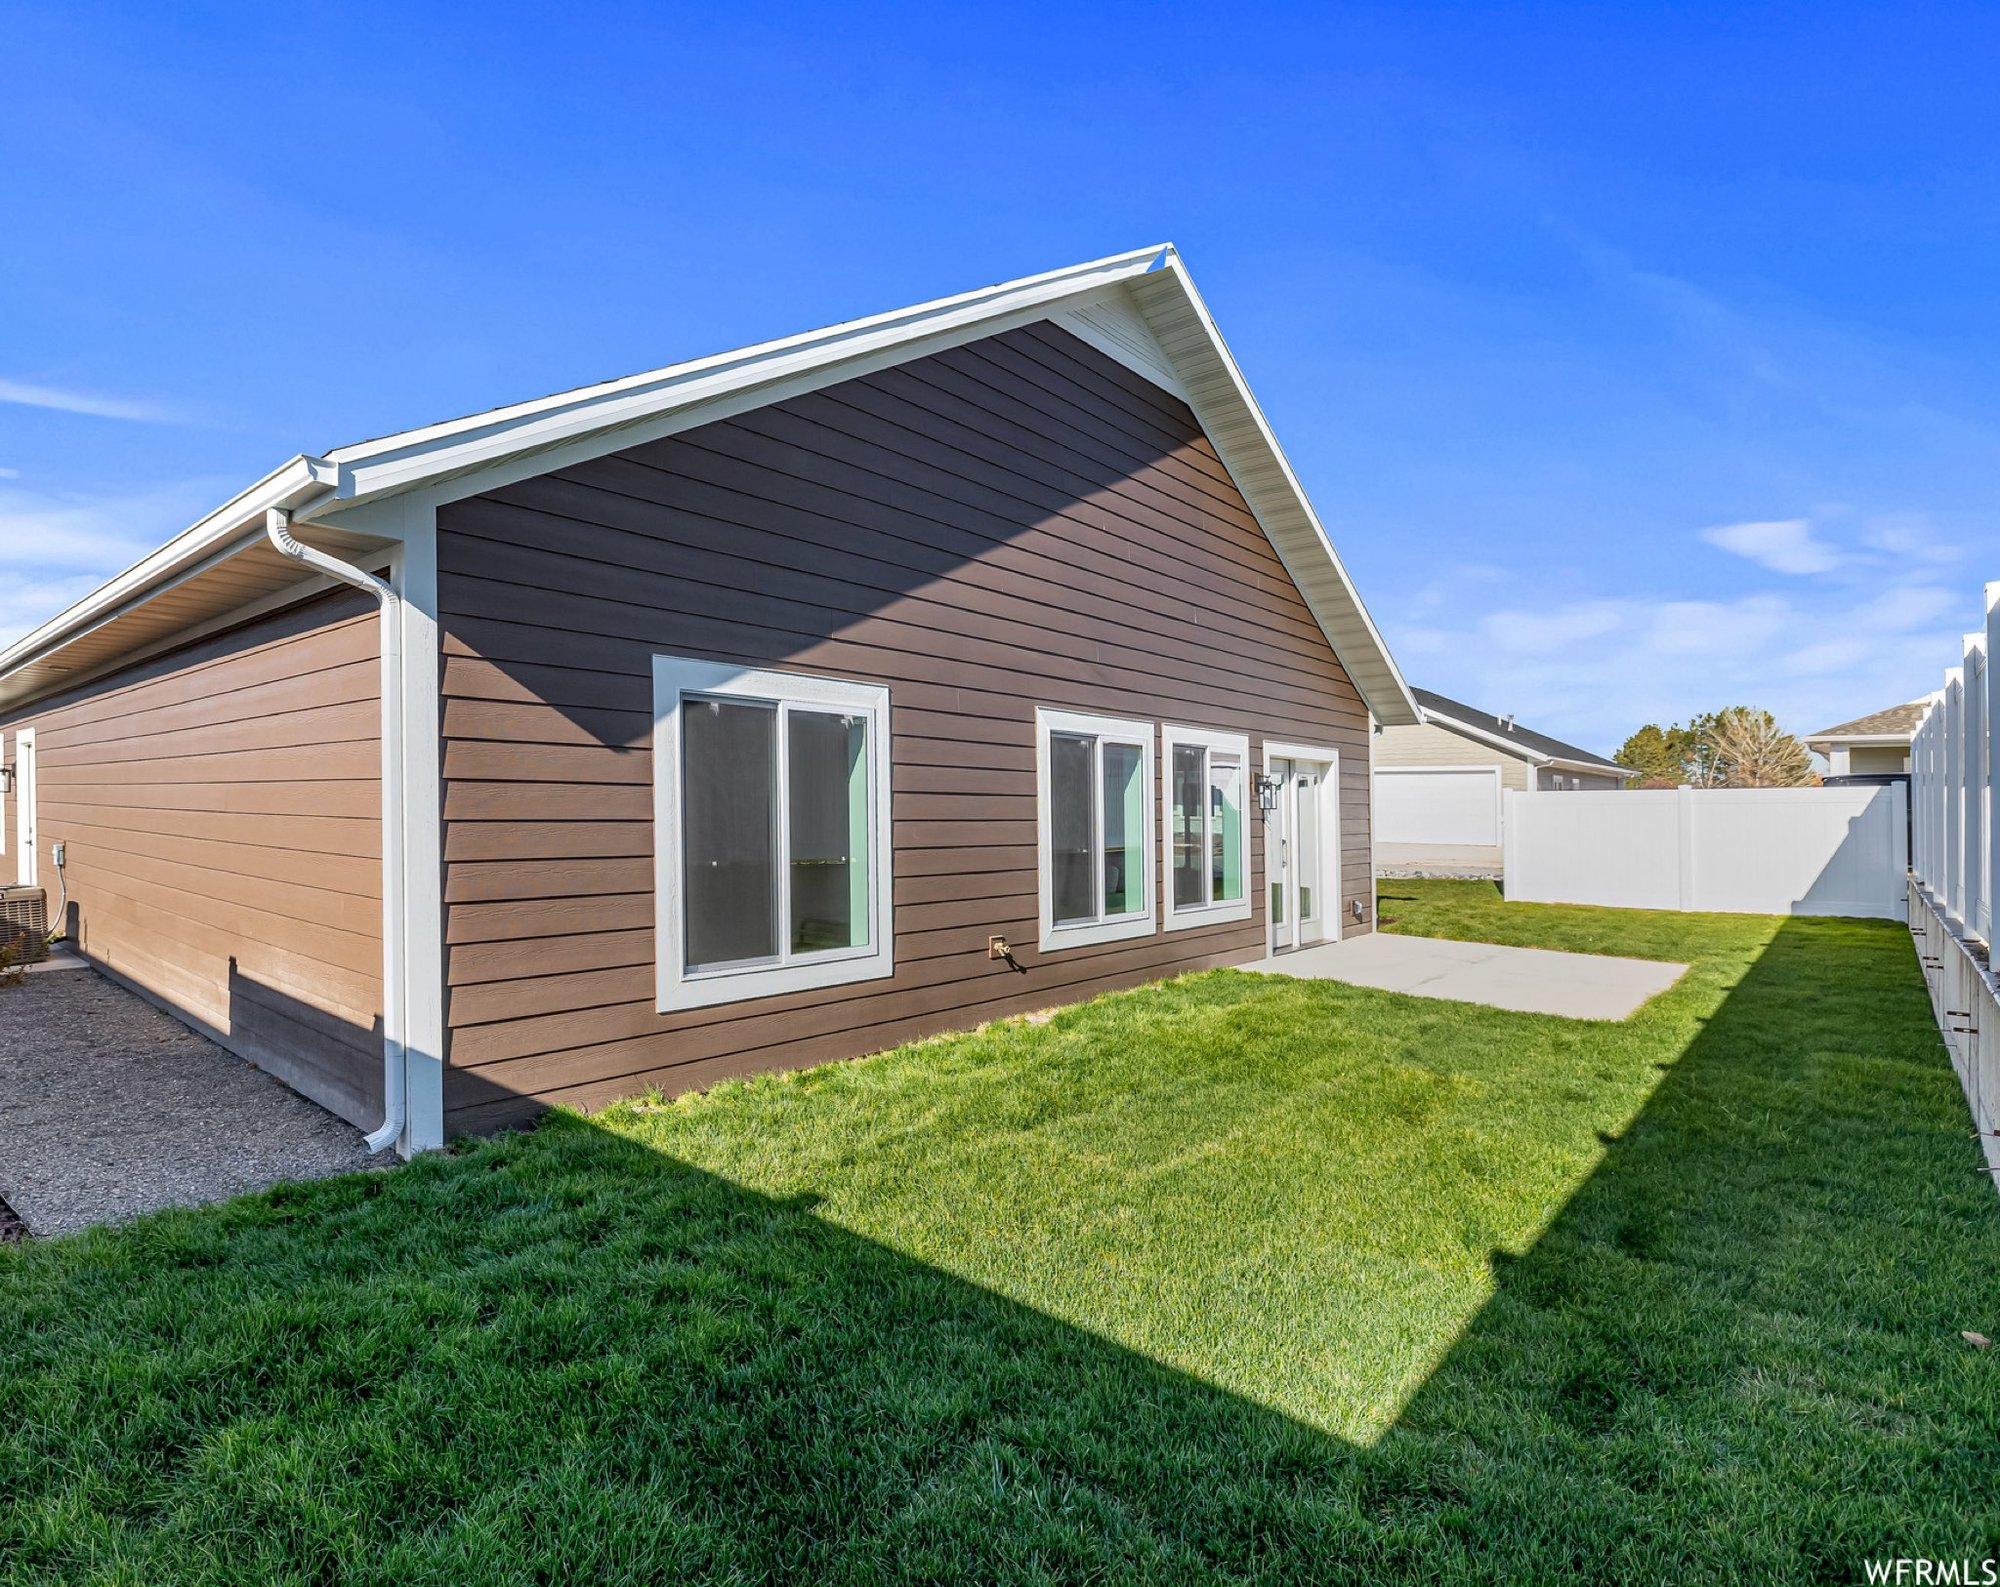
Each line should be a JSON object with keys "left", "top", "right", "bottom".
{"left": 1248, "top": 932, "right": 1687, "bottom": 1021}
{"left": 0, "top": 965, "right": 392, "bottom": 1238}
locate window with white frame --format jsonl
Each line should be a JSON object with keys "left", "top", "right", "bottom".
{"left": 654, "top": 657, "right": 893, "bottom": 1011}
{"left": 1162, "top": 725, "right": 1252, "bottom": 929}
{"left": 1036, "top": 707, "right": 1154, "bottom": 951}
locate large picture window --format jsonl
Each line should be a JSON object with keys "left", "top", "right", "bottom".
{"left": 655, "top": 658, "right": 892, "bottom": 1010}
{"left": 1036, "top": 708, "right": 1155, "bottom": 951}
{"left": 1162, "top": 725, "right": 1252, "bottom": 929}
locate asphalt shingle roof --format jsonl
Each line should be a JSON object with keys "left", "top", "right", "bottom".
{"left": 1412, "top": 688, "right": 1627, "bottom": 774}
{"left": 1807, "top": 701, "right": 1927, "bottom": 741}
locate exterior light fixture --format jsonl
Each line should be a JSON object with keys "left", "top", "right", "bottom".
{"left": 1255, "top": 773, "right": 1283, "bottom": 813}
{"left": 0, "top": 765, "right": 12, "bottom": 795}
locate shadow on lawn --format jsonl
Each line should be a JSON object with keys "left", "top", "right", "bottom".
{"left": 5, "top": 917, "right": 1994, "bottom": 1581}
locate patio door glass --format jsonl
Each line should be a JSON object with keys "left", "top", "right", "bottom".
{"left": 1268, "top": 754, "right": 1332, "bottom": 954}
{"left": 1294, "top": 766, "right": 1325, "bottom": 947}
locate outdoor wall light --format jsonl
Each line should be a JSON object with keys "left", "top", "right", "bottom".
{"left": 0, "top": 766, "right": 12, "bottom": 796}
{"left": 1255, "top": 773, "right": 1283, "bottom": 814}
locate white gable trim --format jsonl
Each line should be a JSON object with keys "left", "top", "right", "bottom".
{"left": 0, "top": 245, "right": 1418, "bottom": 726}
{"left": 1053, "top": 291, "right": 1187, "bottom": 399}
{"left": 1124, "top": 256, "right": 1416, "bottom": 725}
{"left": 1421, "top": 708, "right": 1549, "bottom": 765}
{"left": 1420, "top": 704, "right": 1627, "bottom": 779}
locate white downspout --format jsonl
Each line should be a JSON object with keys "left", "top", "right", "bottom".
{"left": 265, "top": 509, "right": 407, "bottom": 1154}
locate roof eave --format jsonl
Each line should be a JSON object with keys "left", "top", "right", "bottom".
{"left": 1418, "top": 706, "right": 1549, "bottom": 762}
{"left": 1419, "top": 704, "right": 1623, "bottom": 775}
{"left": 1547, "top": 756, "right": 1631, "bottom": 778}
{"left": 325, "top": 247, "right": 1172, "bottom": 503}
{"left": 1126, "top": 252, "right": 1420, "bottom": 728}
{"left": 0, "top": 244, "right": 1419, "bottom": 731}
{"left": 0, "top": 456, "right": 339, "bottom": 685}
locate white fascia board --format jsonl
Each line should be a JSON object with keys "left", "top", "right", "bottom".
{"left": 1124, "top": 253, "right": 1419, "bottom": 728}
{"left": 1806, "top": 732, "right": 1916, "bottom": 748}
{"left": 1419, "top": 708, "right": 1548, "bottom": 764}
{"left": 1547, "top": 756, "right": 1631, "bottom": 778}
{"left": 0, "top": 455, "right": 338, "bottom": 687}
{"left": 0, "top": 250, "right": 1165, "bottom": 698}
{"left": 322, "top": 247, "right": 1169, "bottom": 504}
{"left": 4, "top": 240, "right": 1416, "bottom": 748}
{"left": 1418, "top": 705, "right": 1626, "bottom": 778}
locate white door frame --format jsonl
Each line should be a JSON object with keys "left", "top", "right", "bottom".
{"left": 14, "top": 727, "right": 36, "bottom": 887}
{"left": 1264, "top": 741, "right": 1340, "bottom": 954}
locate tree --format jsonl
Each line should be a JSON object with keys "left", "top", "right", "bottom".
{"left": 1616, "top": 708, "right": 1816, "bottom": 787}
{"left": 1705, "top": 707, "right": 1816, "bottom": 788}
{"left": 1616, "top": 723, "right": 1690, "bottom": 787}
{"left": 1681, "top": 710, "right": 1735, "bottom": 787}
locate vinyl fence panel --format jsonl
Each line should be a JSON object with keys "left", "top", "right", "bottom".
{"left": 1909, "top": 586, "right": 2000, "bottom": 1197}
{"left": 1504, "top": 784, "right": 1909, "bottom": 919}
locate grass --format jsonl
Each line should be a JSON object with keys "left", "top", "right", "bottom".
{"left": 2, "top": 880, "right": 1996, "bottom": 1583}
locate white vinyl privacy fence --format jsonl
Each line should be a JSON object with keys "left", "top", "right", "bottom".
{"left": 1503, "top": 784, "right": 1909, "bottom": 919}
{"left": 1908, "top": 601, "right": 2000, "bottom": 1185}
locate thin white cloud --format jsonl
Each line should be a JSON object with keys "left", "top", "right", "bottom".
{"left": 0, "top": 479, "right": 229, "bottom": 650}
{"left": 0, "top": 467, "right": 20, "bottom": 479}
{"left": 1853, "top": 584, "right": 1955, "bottom": 633}
{"left": 0, "top": 376, "right": 183, "bottom": 424}
{"left": 1391, "top": 571, "right": 1978, "bottom": 755}
{"left": 1858, "top": 514, "right": 1962, "bottom": 566}
{"left": 1699, "top": 517, "right": 1841, "bottom": 575}
{"left": 1483, "top": 602, "right": 1623, "bottom": 654}
{"left": 0, "top": 574, "right": 119, "bottom": 650}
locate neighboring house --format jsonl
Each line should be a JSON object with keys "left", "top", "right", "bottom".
{"left": 0, "top": 246, "right": 1417, "bottom": 1153}
{"left": 1806, "top": 701, "right": 1923, "bottom": 781}
{"left": 1374, "top": 688, "right": 1628, "bottom": 874}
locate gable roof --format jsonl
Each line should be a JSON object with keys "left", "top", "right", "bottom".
{"left": 1413, "top": 687, "right": 1628, "bottom": 777}
{"left": 1806, "top": 700, "right": 1927, "bottom": 743}
{"left": 0, "top": 247, "right": 1418, "bottom": 725}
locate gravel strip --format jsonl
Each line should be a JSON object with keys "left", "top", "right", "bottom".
{"left": 0, "top": 967, "right": 395, "bottom": 1238}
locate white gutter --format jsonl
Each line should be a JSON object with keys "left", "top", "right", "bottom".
{"left": 264, "top": 508, "right": 407, "bottom": 1155}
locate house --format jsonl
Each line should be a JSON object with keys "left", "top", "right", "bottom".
{"left": 0, "top": 246, "right": 1418, "bottom": 1154}
{"left": 1373, "top": 688, "right": 1628, "bottom": 874}
{"left": 1806, "top": 701, "right": 1923, "bottom": 781}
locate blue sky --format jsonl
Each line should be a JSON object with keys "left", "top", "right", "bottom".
{"left": 4, "top": 1, "right": 1998, "bottom": 754}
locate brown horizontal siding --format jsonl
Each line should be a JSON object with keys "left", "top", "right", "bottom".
{"left": 0, "top": 590, "right": 385, "bottom": 1126}
{"left": 437, "top": 321, "right": 1372, "bottom": 1131}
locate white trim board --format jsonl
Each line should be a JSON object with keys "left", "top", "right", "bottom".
{"left": 13, "top": 728, "right": 35, "bottom": 887}
{"left": 1264, "top": 740, "right": 1342, "bottom": 948}
{"left": 1035, "top": 707, "right": 1157, "bottom": 953}
{"left": 1417, "top": 705, "right": 1626, "bottom": 780}
{"left": 653, "top": 657, "right": 895, "bottom": 1010}
{"left": 0, "top": 246, "right": 1417, "bottom": 728}
{"left": 1160, "top": 723, "right": 1254, "bottom": 932}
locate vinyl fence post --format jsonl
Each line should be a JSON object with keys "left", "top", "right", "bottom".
{"left": 1985, "top": 587, "right": 2000, "bottom": 942}
{"left": 1966, "top": 635, "right": 1987, "bottom": 943}
{"left": 1915, "top": 710, "right": 1928, "bottom": 889}
{"left": 1676, "top": 783, "right": 1695, "bottom": 912}
{"left": 1893, "top": 781, "right": 1909, "bottom": 911}
{"left": 1946, "top": 669, "right": 1964, "bottom": 927}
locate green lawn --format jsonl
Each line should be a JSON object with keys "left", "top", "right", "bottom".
{"left": 3, "top": 881, "right": 1996, "bottom": 1583}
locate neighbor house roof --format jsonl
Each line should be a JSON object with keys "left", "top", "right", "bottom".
{"left": 1806, "top": 700, "right": 1928, "bottom": 745}
{"left": 1412, "top": 688, "right": 1628, "bottom": 777}
{"left": 0, "top": 246, "right": 1419, "bottom": 725}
